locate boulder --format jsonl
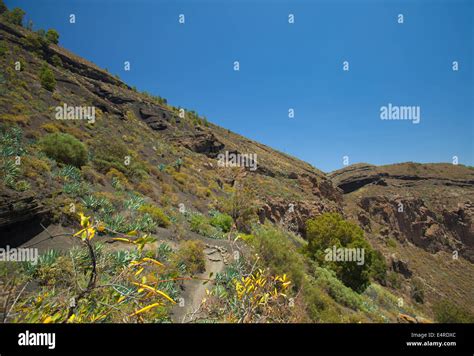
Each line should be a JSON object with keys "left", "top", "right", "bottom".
{"left": 390, "top": 254, "right": 412, "bottom": 278}
{"left": 177, "top": 132, "right": 225, "bottom": 158}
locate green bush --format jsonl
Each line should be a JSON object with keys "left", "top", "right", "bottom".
{"left": 14, "top": 180, "right": 30, "bottom": 191}
{"left": 3, "top": 7, "right": 25, "bottom": 26}
{"left": 301, "top": 279, "right": 341, "bottom": 322}
{"left": 189, "top": 213, "right": 221, "bottom": 238}
{"left": 370, "top": 250, "right": 388, "bottom": 285}
{"left": 386, "top": 271, "right": 401, "bottom": 289}
{"left": 138, "top": 204, "right": 170, "bottom": 228}
{"left": 91, "top": 136, "right": 128, "bottom": 173}
{"left": 51, "top": 54, "right": 62, "bottom": 67}
{"left": 305, "top": 213, "right": 376, "bottom": 293}
{"left": 40, "top": 133, "right": 88, "bottom": 167}
{"left": 39, "top": 64, "right": 56, "bottom": 91}
{"left": 210, "top": 212, "right": 233, "bottom": 233}
{"left": 22, "top": 33, "right": 48, "bottom": 57}
{"left": 45, "top": 29, "right": 59, "bottom": 44}
{"left": 314, "top": 266, "right": 365, "bottom": 311}
{"left": 251, "top": 224, "right": 307, "bottom": 288}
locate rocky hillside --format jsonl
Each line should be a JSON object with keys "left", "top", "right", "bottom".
{"left": 330, "top": 163, "right": 474, "bottom": 315}
{"left": 0, "top": 17, "right": 342, "bottom": 241}
{"left": 0, "top": 9, "right": 473, "bottom": 324}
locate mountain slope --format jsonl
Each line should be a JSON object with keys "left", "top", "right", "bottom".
{"left": 330, "top": 163, "right": 474, "bottom": 315}
{"left": 0, "top": 14, "right": 473, "bottom": 323}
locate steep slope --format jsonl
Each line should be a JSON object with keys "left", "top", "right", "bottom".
{"left": 1, "top": 14, "right": 473, "bottom": 324}
{"left": 0, "top": 17, "right": 341, "bottom": 244}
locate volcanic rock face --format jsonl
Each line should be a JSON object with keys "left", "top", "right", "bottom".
{"left": 329, "top": 164, "right": 388, "bottom": 193}
{"left": 330, "top": 163, "right": 474, "bottom": 192}
{"left": 175, "top": 129, "right": 225, "bottom": 158}
{"left": 137, "top": 105, "right": 173, "bottom": 131}
{"left": 442, "top": 202, "right": 474, "bottom": 260}
{"left": 390, "top": 254, "right": 412, "bottom": 278}
{"left": 257, "top": 175, "right": 343, "bottom": 236}
{"left": 0, "top": 191, "right": 49, "bottom": 247}
{"left": 330, "top": 163, "right": 474, "bottom": 262}
{"left": 92, "top": 83, "right": 135, "bottom": 105}
{"left": 358, "top": 196, "right": 473, "bottom": 257}
{"left": 258, "top": 198, "right": 337, "bottom": 236}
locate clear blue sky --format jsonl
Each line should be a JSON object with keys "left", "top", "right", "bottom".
{"left": 6, "top": 0, "right": 473, "bottom": 172}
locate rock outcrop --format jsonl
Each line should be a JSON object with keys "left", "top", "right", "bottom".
{"left": 330, "top": 163, "right": 474, "bottom": 194}
{"left": 0, "top": 191, "right": 49, "bottom": 247}
{"left": 330, "top": 163, "right": 474, "bottom": 262}
{"left": 175, "top": 129, "right": 225, "bottom": 158}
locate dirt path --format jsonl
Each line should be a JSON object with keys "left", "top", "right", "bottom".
{"left": 172, "top": 241, "right": 233, "bottom": 323}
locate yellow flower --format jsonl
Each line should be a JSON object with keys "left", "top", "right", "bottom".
{"left": 73, "top": 214, "right": 96, "bottom": 240}
{"left": 86, "top": 227, "right": 95, "bottom": 240}
{"left": 78, "top": 212, "right": 90, "bottom": 228}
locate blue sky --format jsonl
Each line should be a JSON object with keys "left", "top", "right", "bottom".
{"left": 6, "top": 0, "right": 473, "bottom": 172}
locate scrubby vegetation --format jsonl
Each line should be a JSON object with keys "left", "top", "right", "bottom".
{"left": 433, "top": 300, "right": 474, "bottom": 323}
{"left": 45, "top": 29, "right": 59, "bottom": 44}
{"left": 1, "top": 214, "right": 181, "bottom": 322}
{"left": 0, "top": 125, "right": 25, "bottom": 188}
{"left": 2, "top": 6, "right": 25, "bottom": 26}
{"left": 215, "top": 183, "right": 257, "bottom": 232}
{"left": 40, "top": 132, "right": 87, "bottom": 167}
{"left": 209, "top": 211, "right": 233, "bottom": 233}
{"left": 173, "top": 240, "right": 205, "bottom": 275}
{"left": 138, "top": 204, "right": 170, "bottom": 228}
{"left": 39, "top": 64, "right": 56, "bottom": 91}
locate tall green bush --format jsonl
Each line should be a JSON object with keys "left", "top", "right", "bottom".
{"left": 305, "top": 213, "right": 382, "bottom": 293}
{"left": 39, "top": 64, "right": 56, "bottom": 91}
{"left": 45, "top": 29, "right": 59, "bottom": 44}
{"left": 210, "top": 212, "right": 233, "bottom": 233}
